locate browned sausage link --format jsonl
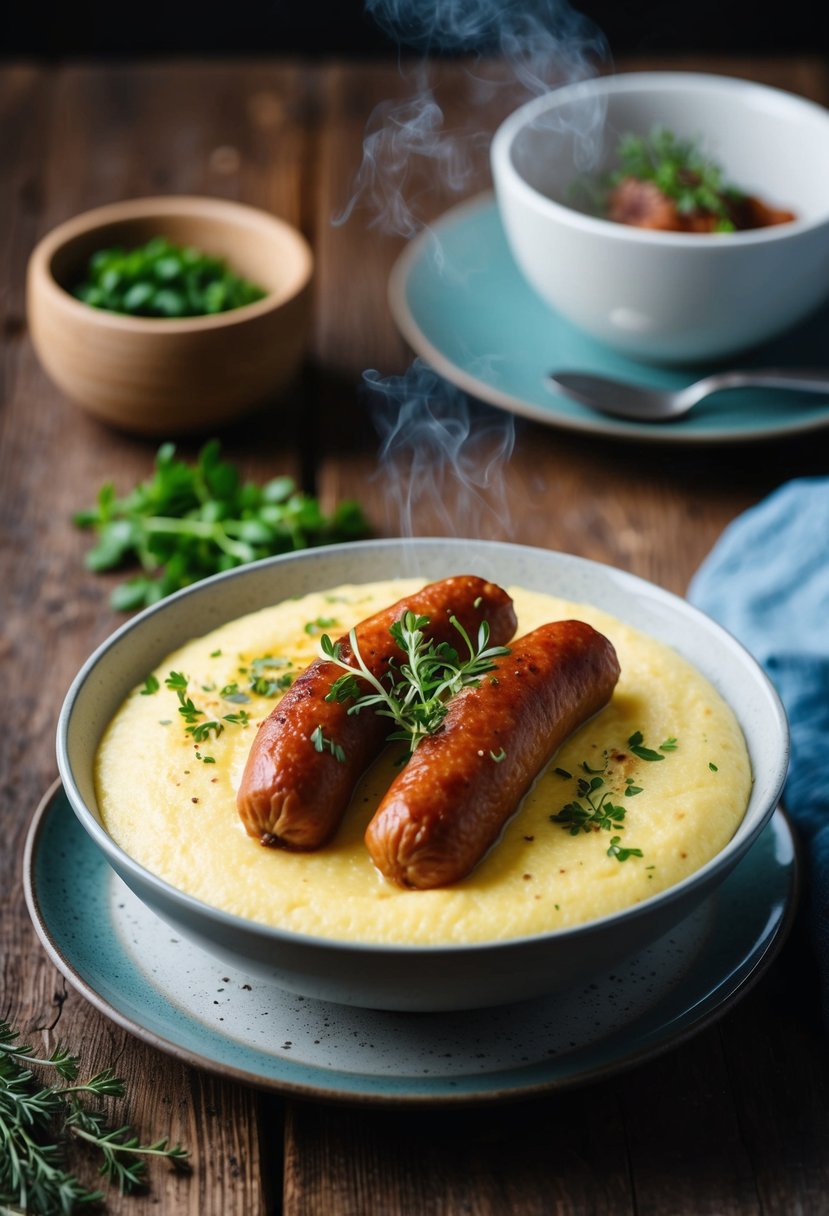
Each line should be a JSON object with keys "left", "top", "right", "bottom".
{"left": 364, "top": 620, "right": 620, "bottom": 889}
{"left": 236, "top": 576, "right": 517, "bottom": 849}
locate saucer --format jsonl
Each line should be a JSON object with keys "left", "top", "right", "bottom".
{"left": 24, "top": 782, "right": 797, "bottom": 1105}
{"left": 389, "top": 193, "right": 829, "bottom": 444}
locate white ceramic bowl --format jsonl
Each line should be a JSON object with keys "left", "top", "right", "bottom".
{"left": 491, "top": 72, "right": 829, "bottom": 363}
{"left": 57, "top": 539, "right": 788, "bottom": 1011}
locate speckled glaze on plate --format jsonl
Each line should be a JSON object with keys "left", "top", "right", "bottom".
{"left": 388, "top": 192, "right": 829, "bottom": 444}
{"left": 24, "top": 782, "right": 797, "bottom": 1105}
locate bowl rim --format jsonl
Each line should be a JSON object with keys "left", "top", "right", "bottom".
{"left": 27, "top": 194, "right": 314, "bottom": 333}
{"left": 491, "top": 69, "right": 829, "bottom": 247}
{"left": 56, "top": 537, "right": 790, "bottom": 959}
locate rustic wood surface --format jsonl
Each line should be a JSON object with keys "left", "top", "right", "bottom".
{"left": 2, "top": 54, "right": 829, "bottom": 1215}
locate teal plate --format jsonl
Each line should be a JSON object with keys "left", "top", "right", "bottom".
{"left": 24, "top": 782, "right": 797, "bottom": 1106}
{"left": 389, "top": 193, "right": 829, "bottom": 444}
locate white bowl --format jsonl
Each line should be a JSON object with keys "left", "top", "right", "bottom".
{"left": 56, "top": 539, "right": 788, "bottom": 1010}
{"left": 491, "top": 72, "right": 829, "bottom": 363}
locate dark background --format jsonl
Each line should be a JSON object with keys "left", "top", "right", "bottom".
{"left": 4, "top": 0, "right": 828, "bottom": 59}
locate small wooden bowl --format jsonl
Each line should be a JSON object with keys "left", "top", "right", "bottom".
{"left": 26, "top": 196, "right": 314, "bottom": 435}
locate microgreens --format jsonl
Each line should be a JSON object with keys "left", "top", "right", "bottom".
{"left": 320, "top": 610, "right": 510, "bottom": 753}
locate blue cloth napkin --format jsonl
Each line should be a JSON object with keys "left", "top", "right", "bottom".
{"left": 688, "top": 476, "right": 829, "bottom": 1018}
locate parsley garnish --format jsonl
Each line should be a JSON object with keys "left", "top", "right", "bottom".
{"left": 551, "top": 774, "right": 627, "bottom": 836}
{"left": 139, "top": 674, "right": 159, "bottom": 696}
{"left": 627, "top": 731, "right": 664, "bottom": 762}
{"left": 0, "top": 1019, "right": 188, "bottom": 1210}
{"left": 607, "top": 836, "right": 644, "bottom": 863}
{"left": 321, "top": 611, "right": 510, "bottom": 753}
{"left": 74, "top": 441, "right": 369, "bottom": 611}
{"left": 248, "top": 655, "right": 294, "bottom": 698}
{"left": 164, "top": 671, "right": 250, "bottom": 747}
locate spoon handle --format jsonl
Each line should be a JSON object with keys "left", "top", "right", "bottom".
{"left": 703, "top": 368, "right": 829, "bottom": 395}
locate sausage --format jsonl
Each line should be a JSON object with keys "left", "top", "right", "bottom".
{"left": 364, "top": 619, "right": 620, "bottom": 889}
{"left": 236, "top": 575, "right": 517, "bottom": 849}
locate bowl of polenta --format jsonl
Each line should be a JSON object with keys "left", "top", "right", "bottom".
{"left": 56, "top": 539, "right": 788, "bottom": 1011}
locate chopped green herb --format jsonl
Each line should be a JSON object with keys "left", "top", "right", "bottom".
{"left": 139, "top": 673, "right": 160, "bottom": 696}
{"left": 607, "top": 835, "right": 644, "bottom": 862}
{"left": 248, "top": 655, "right": 294, "bottom": 698}
{"left": 624, "top": 778, "right": 643, "bottom": 797}
{"left": 581, "top": 754, "right": 609, "bottom": 775}
{"left": 709, "top": 761, "right": 719, "bottom": 772}
{"left": 223, "top": 710, "right": 251, "bottom": 727}
{"left": 310, "top": 724, "right": 346, "bottom": 763}
{"left": 210, "top": 649, "right": 222, "bottom": 657}
{"left": 628, "top": 731, "right": 665, "bottom": 762}
{"left": 304, "top": 616, "right": 339, "bottom": 636}
{"left": 554, "top": 767, "right": 572, "bottom": 780}
{"left": 220, "top": 682, "right": 251, "bottom": 703}
{"left": 73, "top": 235, "right": 268, "bottom": 318}
{"left": 187, "top": 720, "right": 223, "bottom": 744}
{"left": 552, "top": 774, "right": 627, "bottom": 836}
{"left": 490, "top": 748, "right": 507, "bottom": 763}
{"left": 74, "top": 441, "right": 370, "bottom": 611}
{"left": 660, "top": 737, "right": 679, "bottom": 752}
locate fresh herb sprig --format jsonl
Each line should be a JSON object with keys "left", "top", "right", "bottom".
{"left": 611, "top": 127, "right": 743, "bottom": 231}
{"left": 321, "top": 611, "right": 510, "bottom": 754}
{"left": 74, "top": 441, "right": 370, "bottom": 611}
{"left": 73, "top": 236, "right": 267, "bottom": 318}
{"left": 0, "top": 1020, "right": 188, "bottom": 1213}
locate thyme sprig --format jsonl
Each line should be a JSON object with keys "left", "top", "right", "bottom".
{"left": 320, "top": 611, "right": 510, "bottom": 754}
{"left": 0, "top": 1020, "right": 188, "bottom": 1213}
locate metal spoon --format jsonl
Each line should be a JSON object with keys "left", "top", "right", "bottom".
{"left": 546, "top": 368, "right": 829, "bottom": 423}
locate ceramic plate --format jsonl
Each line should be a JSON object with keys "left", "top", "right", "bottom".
{"left": 25, "top": 782, "right": 797, "bottom": 1105}
{"left": 389, "top": 193, "right": 829, "bottom": 444}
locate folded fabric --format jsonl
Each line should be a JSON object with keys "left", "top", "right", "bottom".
{"left": 688, "top": 476, "right": 829, "bottom": 1021}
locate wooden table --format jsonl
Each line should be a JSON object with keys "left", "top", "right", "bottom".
{"left": 4, "top": 53, "right": 829, "bottom": 1215}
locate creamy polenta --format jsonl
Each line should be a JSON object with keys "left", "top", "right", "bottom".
{"left": 95, "top": 580, "right": 751, "bottom": 945}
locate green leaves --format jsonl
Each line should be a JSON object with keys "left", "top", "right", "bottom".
{"left": 75, "top": 441, "right": 370, "bottom": 611}
{"left": 551, "top": 732, "right": 679, "bottom": 862}
{"left": 551, "top": 773, "right": 628, "bottom": 837}
{"left": 321, "top": 609, "right": 511, "bottom": 754}
{"left": 0, "top": 1020, "right": 188, "bottom": 1213}
{"left": 610, "top": 127, "right": 742, "bottom": 230}
{"left": 627, "top": 731, "right": 679, "bottom": 761}
{"left": 73, "top": 235, "right": 267, "bottom": 317}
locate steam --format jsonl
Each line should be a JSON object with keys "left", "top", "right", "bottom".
{"left": 335, "top": 0, "right": 609, "bottom": 236}
{"left": 364, "top": 360, "right": 516, "bottom": 540}
{"left": 340, "top": 0, "right": 607, "bottom": 544}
